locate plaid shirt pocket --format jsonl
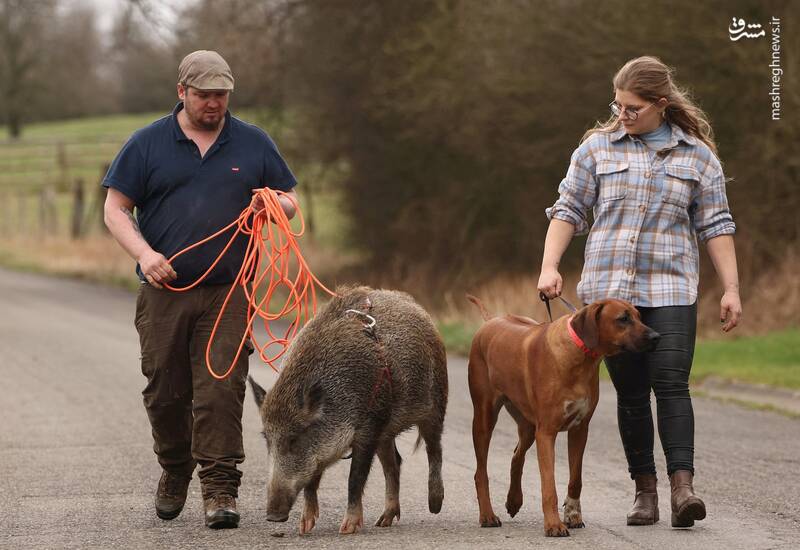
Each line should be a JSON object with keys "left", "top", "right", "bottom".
{"left": 596, "top": 160, "right": 630, "bottom": 203}
{"left": 662, "top": 164, "right": 699, "bottom": 208}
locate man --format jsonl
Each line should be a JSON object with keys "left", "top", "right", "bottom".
{"left": 103, "top": 50, "right": 298, "bottom": 529}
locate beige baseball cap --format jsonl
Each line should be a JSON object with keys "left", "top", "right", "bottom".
{"left": 178, "top": 50, "right": 234, "bottom": 91}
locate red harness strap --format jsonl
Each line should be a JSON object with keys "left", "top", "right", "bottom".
{"left": 345, "top": 302, "right": 393, "bottom": 408}
{"left": 368, "top": 351, "right": 393, "bottom": 409}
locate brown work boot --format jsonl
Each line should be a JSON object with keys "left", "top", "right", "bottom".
{"left": 155, "top": 471, "right": 191, "bottom": 520}
{"left": 627, "top": 473, "right": 659, "bottom": 525}
{"left": 670, "top": 470, "right": 706, "bottom": 527}
{"left": 204, "top": 493, "right": 240, "bottom": 529}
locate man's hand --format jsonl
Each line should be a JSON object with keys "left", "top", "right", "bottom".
{"left": 720, "top": 290, "right": 742, "bottom": 332}
{"left": 251, "top": 189, "right": 268, "bottom": 215}
{"left": 138, "top": 249, "right": 177, "bottom": 289}
{"left": 537, "top": 267, "right": 563, "bottom": 299}
{"left": 251, "top": 188, "right": 297, "bottom": 221}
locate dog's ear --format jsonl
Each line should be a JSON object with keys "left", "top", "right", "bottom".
{"left": 572, "top": 303, "right": 604, "bottom": 350}
{"left": 248, "top": 375, "right": 267, "bottom": 408}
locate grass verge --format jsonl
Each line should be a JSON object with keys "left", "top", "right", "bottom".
{"left": 690, "top": 329, "right": 800, "bottom": 389}
{"left": 692, "top": 390, "right": 800, "bottom": 419}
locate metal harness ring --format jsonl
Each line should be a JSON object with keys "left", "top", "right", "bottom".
{"left": 344, "top": 309, "right": 377, "bottom": 329}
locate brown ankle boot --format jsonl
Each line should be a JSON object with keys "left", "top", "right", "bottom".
{"left": 670, "top": 470, "right": 706, "bottom": 527}
{"left": 204, "top": 493, "right": 240, "bottom": 529}
{"left": 155, "top": 470, "right": 191, "bottom": 520}
{"left": 627, "top": 473, "right": 659, "bottom": 525}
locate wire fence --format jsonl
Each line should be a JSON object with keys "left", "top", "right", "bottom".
{"left": 0, "top": 139, "right": 119, "bottom": 239}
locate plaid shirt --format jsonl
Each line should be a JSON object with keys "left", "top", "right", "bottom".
{"left": 546, "top": 123, "right": 736, "bottom": 307}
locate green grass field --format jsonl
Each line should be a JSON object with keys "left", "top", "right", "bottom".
{"left": 0, "top": 112, "right": 161, "bottom": 190}
{"left": 0, "top": 110, "right": 351, "bottom": 251}
{"left": 0, "top": 109, "right": 292, "bottom": 189}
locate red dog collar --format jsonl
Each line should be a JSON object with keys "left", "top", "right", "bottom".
{"left": 567, "top": 315, "right": 601, "bottom": 359}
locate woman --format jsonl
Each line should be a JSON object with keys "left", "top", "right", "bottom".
{"left": 537, "top": 56, "right": 741, "bottom": 528}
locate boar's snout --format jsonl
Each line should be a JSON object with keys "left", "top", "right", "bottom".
{"left": 266, "top": 497, "right": 292, "bottom": 522}
{"left": 266, "top": 510, "right": 289, "bottom": 522}
{"left": 266, "top": 486, "right": 296, "bottom": 522}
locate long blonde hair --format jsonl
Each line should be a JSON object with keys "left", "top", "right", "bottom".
{"left": 583, "top": 56, "right": 717, "bottom": 155}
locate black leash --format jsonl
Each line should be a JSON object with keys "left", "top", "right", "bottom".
{"left": 539, "top": 292, "right": 578, "bottom": 322}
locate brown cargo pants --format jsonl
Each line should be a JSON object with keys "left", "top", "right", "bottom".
{"left": 135, "top": 282, "right": 252, "bottom": 498}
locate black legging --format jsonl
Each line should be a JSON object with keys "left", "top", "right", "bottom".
{"left": 605, "top": 303, "right": 697, "bottom": 478}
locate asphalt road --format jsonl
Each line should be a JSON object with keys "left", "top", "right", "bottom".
{"left": 1, "top": 267, "right": 798, "bottom": 549}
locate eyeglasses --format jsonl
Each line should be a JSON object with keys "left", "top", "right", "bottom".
{"left": 609, "top": 100, "right": 655, "bottom": 121}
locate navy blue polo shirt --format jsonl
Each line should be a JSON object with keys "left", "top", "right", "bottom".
{"left": 103, "top": 102, "right": 297, "bottom": 287}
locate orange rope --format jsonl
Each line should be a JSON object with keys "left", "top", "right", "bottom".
{"left": 164, "top": 188, "right": 335, "bottom": 379}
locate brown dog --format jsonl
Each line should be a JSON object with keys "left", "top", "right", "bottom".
{"left": 467, "top": 295, "right": 660, "bottom": 536}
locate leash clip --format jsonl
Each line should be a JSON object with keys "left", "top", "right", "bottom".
{"left": 539, "top": 292, "right": 578, "bottom": 322}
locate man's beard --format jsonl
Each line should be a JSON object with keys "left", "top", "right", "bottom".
{"left": 187, "top": 107, "right": 223, "bottom": 131}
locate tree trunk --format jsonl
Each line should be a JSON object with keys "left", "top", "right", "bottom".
{"left": 7, "top": 112, "right": 21, "bottom": 139}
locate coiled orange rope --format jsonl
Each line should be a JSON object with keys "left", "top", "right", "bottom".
{"left": 164, "top": 188, "right": 335, "bottom": 379}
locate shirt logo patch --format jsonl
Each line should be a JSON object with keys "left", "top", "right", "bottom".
{"left": 231, "top": 167, "right": 240, "bottom": 172}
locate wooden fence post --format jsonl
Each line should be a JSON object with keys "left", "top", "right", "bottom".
{"left": 18, "top": 192, "right": 27, "bottom": 234}
{"left": 57, "top": 141, "right": 68, "bottom": 192}
{"left": 87, "top": 163, "right": 111, "bottom": 234}
{"left": 39, "top": 185, "right": 57, "bottom": 236}
{"left": 71, "top": 178, "right": 85, "bottom": 239}
{"left": 0, "top": 190, "right": 8, "bottom": 236}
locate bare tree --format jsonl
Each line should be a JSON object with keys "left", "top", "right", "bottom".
{"left": 39, "top": 3, "right": 112, "bottom": 120}
{"left": 0, "top": 0, "right": 56, "bottom": 138}
{"left": 108, "top": 4, "right": 177, "bottom": 113}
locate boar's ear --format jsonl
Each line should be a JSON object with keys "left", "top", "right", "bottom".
{"left": 248, "top": 376, "right": 267, "bottom": 408}
{"left": 301, "top": 381, "right": 325, "bottom": 420}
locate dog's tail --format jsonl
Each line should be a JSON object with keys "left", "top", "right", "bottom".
{"left": 466, "top": 294, "right": 493, "bottom": 321}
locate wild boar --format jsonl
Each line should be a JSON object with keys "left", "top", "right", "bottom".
{"left": 248, "top": 285, "right": 448, "bottom": 535}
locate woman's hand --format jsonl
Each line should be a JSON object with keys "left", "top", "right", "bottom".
{"left": 705, "top": 235, "right": 741, "bottom": 333}
{"left": 537, "top": 267, "right": 563, "bottom": 299}
{"left": 719, "top": 290, "right": 742, "bottom": 332}
{"left": 538, "top": 219, "right": 575, "bottom": 300}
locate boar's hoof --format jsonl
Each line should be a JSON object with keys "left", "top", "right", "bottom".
{"left": 339, "top": 511, "right": 364, "bottom": 534}
{"left": 299, "top": 515, "right": 316, "bottom": 534}
{"left": 375, "top": 508, "right": 400, "bottom": 527}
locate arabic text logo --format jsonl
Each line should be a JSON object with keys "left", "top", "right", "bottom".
{"left": 729, "top": 17, "right": 765, "bottom": 41}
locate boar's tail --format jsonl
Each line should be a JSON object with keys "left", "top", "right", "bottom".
{"left": 466, "top": 294, "right": 493, "bottom": 321}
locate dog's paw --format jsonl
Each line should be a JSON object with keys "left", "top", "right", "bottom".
{"left": 544, "top": 521, "right": 570, "bottom": 537}
{"left": 428, "top": 477, "right": 444, "bottom": 514}
{"left": 505, "top": 492, "right": 522, "bottom": 518}
{"left": 563, "top": 496, "right": 584, "bottom": 528}
{"left": 480, "top": 513, "right": 502, "bottom": 528}
{"left": 566, "top": 519, "right": 585, "bottom": 529}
